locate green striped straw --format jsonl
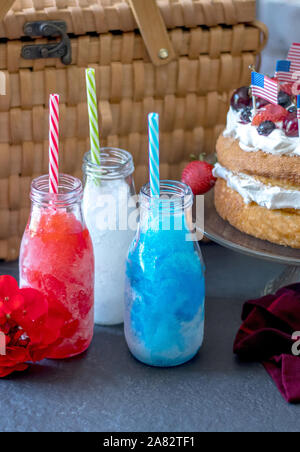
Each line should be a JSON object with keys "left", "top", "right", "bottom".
{"left": 86, "top": 68, "right": 101, "bottom": 166}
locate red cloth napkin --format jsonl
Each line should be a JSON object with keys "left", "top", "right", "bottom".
{"left": 234, "top": 284, "right": 300, "bottom": 403}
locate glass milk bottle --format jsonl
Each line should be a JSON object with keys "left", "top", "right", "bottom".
{"left": 125, "top": 180, "right": 205, "bottom": 367}
{"left": 19, "top": 174, "right": 95, "bottom": 359}
{"left": 83, "top": 148, "right": 136, "bottom": 326}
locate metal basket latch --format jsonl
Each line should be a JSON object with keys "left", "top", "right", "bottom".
{"left": 21, "top": 20, "right": 72, "bottom": 65}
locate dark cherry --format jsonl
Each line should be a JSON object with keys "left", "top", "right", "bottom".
{"left": 283, "top": 113, "right": 299, "bottom": 137}
{"left": 230, "top": 86, "right": 252, "bottom": 111}
{"left": 256, "top": 97, "right": 269, "bottom": 109}
{"left": 239, "top": 107, "right": 252, "bottom": 124}
{"left": 288, "top": 105, "right": 297, "bottom": 115}
{"left": 278, "top": 90, "right": 292, "bottom": 108}
{"left": 257, "top": 121, "right": 276, "bottom": 136}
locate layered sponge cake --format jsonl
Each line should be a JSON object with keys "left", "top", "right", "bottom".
{"left": 213, "top": 85, "right": 300, "bottom": 249}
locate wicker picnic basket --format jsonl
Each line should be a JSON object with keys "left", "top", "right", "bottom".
{"left": 0, "top": 0, "right": 267, "bottom": 261}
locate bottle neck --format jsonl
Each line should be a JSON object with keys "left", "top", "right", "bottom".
{"left": 83, "top": 148, "right": 134, "bottom": 181}
{"left": 139, "top": 181, "right": 194, "bottom": 232}
{"left": 30, "top": 174, "right": 83, "bottom": 209}
{"left": 28, "top": 175, "right": 85, "bottom": 233}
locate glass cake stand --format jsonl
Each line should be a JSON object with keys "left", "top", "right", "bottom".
{"left": 201, "top": 190, "right": 300, "bottom": 294}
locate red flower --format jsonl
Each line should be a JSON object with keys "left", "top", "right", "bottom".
{"left": 0, "top": 276, "right": 23, "bottom": 324}
{"left": 0, "top": 275, "right": 70, "bottom": 377}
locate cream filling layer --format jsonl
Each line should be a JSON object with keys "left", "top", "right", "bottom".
{"left": 223, "top": 108, "right": 300, "bottom": 157}
{"left": 213, "top": 163, "right": 300, "bottom": 210}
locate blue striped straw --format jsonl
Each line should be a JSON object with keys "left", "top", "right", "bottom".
{"left": 148, "top": 113, "right": 160, "bottom": 198}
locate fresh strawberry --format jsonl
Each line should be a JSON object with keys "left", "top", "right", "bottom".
{"left": 252, "top": 104, "right": 288, "bottom": 126}
{"left": 181, "top": 161, "right": 216, "bottom": 195}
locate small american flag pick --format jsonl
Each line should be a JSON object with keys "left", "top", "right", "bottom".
{"left": 276, "top": 58, "right": 300, "bottom": 84}
{"left": 251, "top": 72, "right": 278, "bottom": 108}
{"left": 276, "top": 60, "right": 293, "bottom": 83}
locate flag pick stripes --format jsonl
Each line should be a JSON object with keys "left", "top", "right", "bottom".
{"left": 288, "top": 43, "right": 300, "bottom": 73}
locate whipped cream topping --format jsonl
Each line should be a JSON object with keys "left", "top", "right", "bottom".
{"left": 213, "top": 163, "right": 300, "bottom": 210}
{"left": 223, "top": 108, "right": 300, "bottom": 157}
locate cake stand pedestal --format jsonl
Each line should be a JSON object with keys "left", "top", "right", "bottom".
{"left": 202, "top": 191, "right": 300, "bottom": 294}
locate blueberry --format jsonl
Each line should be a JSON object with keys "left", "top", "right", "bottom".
{"left": 240, "top": 106, "right": 252, "bottom": 124}
{"left": 278, "top": 90, "right": 292, "bottom": 108}
{"left": 257, "top": 121, "right": 276, "bottom": 136}
{"left": 288, "top": 105, "right": 297, "bottom": 115}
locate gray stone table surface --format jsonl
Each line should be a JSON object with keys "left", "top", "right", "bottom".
{"left": 0, "top": 244, "right": 299, "bottom": 432}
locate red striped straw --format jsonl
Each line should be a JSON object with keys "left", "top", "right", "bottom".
{"left": 49, "top": 94, "right": 60, "bottom": 194}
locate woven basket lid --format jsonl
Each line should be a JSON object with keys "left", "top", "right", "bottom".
{"left": 0, "top": 0, "right": 256, "bottom": 40}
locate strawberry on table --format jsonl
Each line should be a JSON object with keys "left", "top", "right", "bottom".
{"left": 181, "top": 161, "right": 216, "bottom": 195}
